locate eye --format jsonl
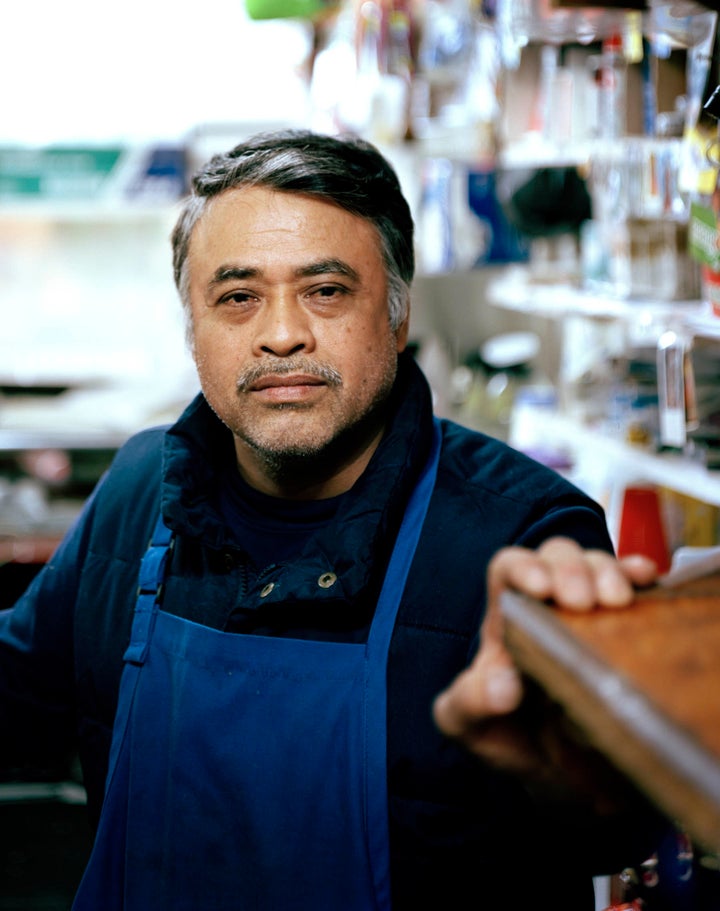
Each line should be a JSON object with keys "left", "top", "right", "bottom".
{"left": 309, "top": 283, "right": 348, "bottom": 302}
{"left": 218, "top": 289, "right": 257, "bottom": 309}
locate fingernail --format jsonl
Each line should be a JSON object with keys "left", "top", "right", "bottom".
{"left": 486, "top": 668, "right": 521, "bottom": 712}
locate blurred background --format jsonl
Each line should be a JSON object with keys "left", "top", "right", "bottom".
{"left": 2, "top": 1, "right": 720, "bottom": 907}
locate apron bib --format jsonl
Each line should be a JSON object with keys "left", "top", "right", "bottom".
{"left": 73, "top": 419, "right": 441, "bottom": 910}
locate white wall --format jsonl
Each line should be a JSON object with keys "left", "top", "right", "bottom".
{"left": 0, "top": 0, "right": 313, "bottom": 145}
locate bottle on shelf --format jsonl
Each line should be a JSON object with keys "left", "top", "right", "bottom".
{"left": 595, "top": 32, "right": 627, "bottom": 140}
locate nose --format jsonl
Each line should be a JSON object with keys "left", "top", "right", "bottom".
{"left": 252, "top": 293, "right": 315, "bottom": 358}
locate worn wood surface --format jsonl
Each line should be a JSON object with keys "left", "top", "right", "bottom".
{"left": 501, "top": 575, "right": 720, "bottom": 854}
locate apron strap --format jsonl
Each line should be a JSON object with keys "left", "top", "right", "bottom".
{"left": 367, "top": 416, "right": 442, "bottom": 658}
{"left": 364, "top": 416, "right": 442, "bottom": 910}
{"left": 124, "top": 513, "right": 174, "bottom": 666}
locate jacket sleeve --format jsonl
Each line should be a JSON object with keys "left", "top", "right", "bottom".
{"left": 515, "top": 499, "right": 615, "bottom": 553}
{"left": 0, "top": 478, "right": 105, "bottom": 769}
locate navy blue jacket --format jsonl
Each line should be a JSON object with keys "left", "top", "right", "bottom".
{"left": 0, "top": 353, "right": 656, "bottom": 908}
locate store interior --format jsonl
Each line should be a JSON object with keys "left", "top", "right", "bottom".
{"left": 1, "top": 0, "right": 720, "bottom": 908}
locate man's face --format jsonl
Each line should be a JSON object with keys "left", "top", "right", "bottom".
{"left": 186, "top": 186, "right": 409, "bottom": 490}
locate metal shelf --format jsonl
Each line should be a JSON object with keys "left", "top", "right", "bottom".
{"left": 487, "top": 268, "right": 707, "bottom": 326}
{"left": 489, "top": 269, "right": 720, "bottom": 507}
{"left": 0, "top": 201, "right": 179, "bottom": 222}
{"left": 520, "top": 409, "right": 720, "bottom": 507}
{"left": 495, "top": 0, "right": 716, "bottom": 53}
{"left": 0, "top": 429, "right": 128, "bottom": 452}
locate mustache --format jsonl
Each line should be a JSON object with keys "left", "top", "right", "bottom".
{"left": 235, "top": 358, "right": 343, "bottom": 392}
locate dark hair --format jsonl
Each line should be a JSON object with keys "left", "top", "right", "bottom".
{"left": 171, "top": 129, "right": 414, "bottom": 331}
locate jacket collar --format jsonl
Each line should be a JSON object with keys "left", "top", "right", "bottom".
{"left": 161, "top": 351, "right": 435, "bottom": 600}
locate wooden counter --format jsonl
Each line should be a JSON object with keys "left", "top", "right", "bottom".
{"left": 501, "top": 574, "right": 720, "bottom": 854}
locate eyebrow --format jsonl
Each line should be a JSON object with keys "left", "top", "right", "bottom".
{"left": 298, "top": 259, "right": 360, "bottom": 282}
{"left": 209, "top": 265, "right": 257, "bottom": 287}
{"left": 208, "top": 258, "right": 361, "bottom": 288}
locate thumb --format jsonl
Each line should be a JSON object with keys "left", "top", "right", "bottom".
{"left": 433, "top": 547, "right": 531, "bottom": 739}
{"left": 432, "top": 645, "right": 523, "bottom": 739}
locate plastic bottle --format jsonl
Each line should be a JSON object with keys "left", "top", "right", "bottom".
{"left": 597, "top": 33, "right": 626, "bottom": 140}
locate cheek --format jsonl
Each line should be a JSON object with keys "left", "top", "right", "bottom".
{"left": 193, "top": 322, "right": 240, "bottom": 365}
{"left": 192, "top": 337, "right": 239, "bottom": 395}
{"left": 356, "top": 331, "right": 399, "bottom": 387}
{"left": 191, "top": 333, "right": 212, "bottom": 377}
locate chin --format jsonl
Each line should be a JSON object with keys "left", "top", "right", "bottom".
{"left": 244, "top": 423, "right": 335, "bottom": 460}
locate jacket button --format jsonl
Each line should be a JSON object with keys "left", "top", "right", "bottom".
{"left": 317, "top": 572, "right": 337, "bottom": 589}
{"left": 260, "top": 582, "right": 275, "bottom": 597}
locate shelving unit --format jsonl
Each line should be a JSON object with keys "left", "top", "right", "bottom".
{"left": 0, "top": 197, "right": 196, "bottom": 562}
{"left": 482, "top": 4, "right": 720, "bottom": 879}
{"left": 477, "top": 0, "right": 720, "bottom": 583}
{"left": 510, "top": 406, "right": 720, "bottom": 507}
{"left": 486, "top": 268, "right": 720, "bottom": 546}
{"left": 487, "top": 266, "right": 708, "bottom": 324}
{"left": 0, "top": 198, "right": 191, "bottom": 389}
{"left": 0, "top": 201, "right": 180, "bottom": 222}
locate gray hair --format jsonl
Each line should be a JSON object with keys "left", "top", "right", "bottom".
{"left": 171, "top": 130, "right": 414, "bottom": 335}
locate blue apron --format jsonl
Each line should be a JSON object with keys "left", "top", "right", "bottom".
{"left": 73, "top": 420, "right": 441, "bottom": 910}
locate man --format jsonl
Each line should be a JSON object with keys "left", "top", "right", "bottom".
{"left": 0, "top": 130, "right": 660, "bottom": 910}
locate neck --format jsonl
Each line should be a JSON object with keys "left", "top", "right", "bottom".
{"left": 234, "top": 418, "right": 386, "bottom": 500}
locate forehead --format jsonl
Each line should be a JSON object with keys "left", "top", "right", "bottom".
{"left": 187, "top": 186, "right": 384, "bottom": 268}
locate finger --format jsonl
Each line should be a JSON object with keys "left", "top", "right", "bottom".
{"left": 484, "top": 546, "right": 555, "bottom": 642}
{"left": 432, "top": 650, "right": 523, "bottom": 739}
{"left": 530, "top": 538, "right": 655, "bottom": 612}
{"left": 618, "top": 553, "right": 660, "bottom": 588}
{"left": 531, "top": 537, "right": 599, "bottom": 612}
{"left": 434, "top": 545, "right": 549, "bottom": 741}
{"left": 488, "top": 545, "right": 556, "bottom": 605}
{"left": 544, "top": 547, "right": 659, "bottom": 611}
{"left": 558, "top": 547, "right": 641, "bottom": 610}
{"left": 581, "top": 550, "right": 662, "bottom": 608}
{"left": 437, "top": 712, "right": 543, "bottom": 775}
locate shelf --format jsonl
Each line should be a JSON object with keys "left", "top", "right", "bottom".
{"left": 0, "top": 534, "right": 69, "bottom": 565}
{"left": 487, "top": 268, "right": 706, "bottom": 323}
{"left": 0, "top": 429, "right": 129, "bottom": 452}
{"left": 0, "top": 375, "right": 198, "bottom": 453}
{"left": 487, "top": 270, "right": 720, "bottom": 346}
{"left": 498, "top": 135, "right": 686, "bottom": 172}
{"left": 0, "top": 201, "right": 180, "bottom": 222}
{"left": 496, "top": 0, "right": 716, "bottom": 52}
{"left": 686, "top": 312, "right": 720, "bottom": 341}
{"left": 489, "top": 268, "right": 720, "bottom": 507}
{"left": 513, "top": 409, "right": 720, "bottom": 507}
{"left": 498, "top": 137, "right": 594, "bottom": 170}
